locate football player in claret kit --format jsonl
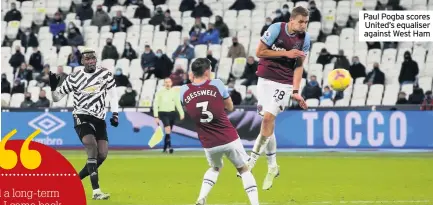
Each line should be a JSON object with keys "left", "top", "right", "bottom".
{"left": 49, "top": 48, "right": 119, "bottom": 200}
{"left": 248, "top": 6, "right": 311, "bottom": 190}
{"left": 180, "top": 58, "right": 260, "bottom": 205}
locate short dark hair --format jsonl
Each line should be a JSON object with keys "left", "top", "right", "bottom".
{"left": 191, "top": 58, "right": 211, "bottom": 77}
{"left": 291, "top": 6, "right": 309, "bottom": 18}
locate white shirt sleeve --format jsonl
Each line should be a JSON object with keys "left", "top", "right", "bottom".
{"left": 51, "top": 89, "right": 67, "bottom": 102}
{"left": 51, "top": 75, "right": 73, "bottom": 102}
{"left": 107, "top": 75, "right": 119, "bottom": 113}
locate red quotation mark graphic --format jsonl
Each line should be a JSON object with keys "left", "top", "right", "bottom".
{"left": 0, "top": 129, "right": 87, "bottom": 205}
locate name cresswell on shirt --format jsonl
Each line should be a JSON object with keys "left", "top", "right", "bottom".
{"left": 185, "top": 89, "right": 218, "bottom": 104}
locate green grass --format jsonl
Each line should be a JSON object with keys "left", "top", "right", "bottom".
{"left": 62, "top": 151, "right": 433, "bottom": 205}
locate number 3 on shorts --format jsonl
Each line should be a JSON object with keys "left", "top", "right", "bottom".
{"left": 273, "top": 89, "right": 285, "bottom": 100}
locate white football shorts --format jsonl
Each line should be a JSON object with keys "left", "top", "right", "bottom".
{"left": 204, "top": 138, "right": 249, "bottom": 169}
{"left": 256, "top": 77, "right": 293, "bottom": 116}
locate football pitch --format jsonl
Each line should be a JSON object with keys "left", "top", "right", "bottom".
{"left": 62, "top": 150, "right": 433, "bottom": 205}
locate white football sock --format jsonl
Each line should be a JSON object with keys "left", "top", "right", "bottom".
{"left": 241, "top": 171, "right": 259, "bottom": 205}
{"left": 249, "top": 134, "right": 271, "bottom": 170}
{"left": 265, "top": 133, "right": 278, "bottom": 168}
{"left": 252, "top": 134, "right": 270, "bottom": 155}
{"left": 197, "top": 168, "right": 219, "bottom": 201}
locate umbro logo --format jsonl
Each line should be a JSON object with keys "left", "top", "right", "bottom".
{"left": 28, "top": 112, "right": 66, "bottom": 135}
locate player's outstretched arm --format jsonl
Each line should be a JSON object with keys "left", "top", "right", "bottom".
{"left": 52, "top": 90, "right": 66, "bottom": 102}
{"left": 51, "top": 73, "right": 71, "bottom": 102}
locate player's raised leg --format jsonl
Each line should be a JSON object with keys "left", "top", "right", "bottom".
{"left": 265, "top": 134, "right": 277, "bottom": 168}
{"left": 247, "top": 78, "right": 284, "bottom": 190}
{"left": 249, "top": 111, "right": 276, "bottom": 168}
{"left": 248, "top": 78, "right": 280, "bottom": 169}
{"left": 249, "top": 110, "right": 280, "bottom": 190}
{"left": 263, "top": 135, "right": 280, "bottom": 190}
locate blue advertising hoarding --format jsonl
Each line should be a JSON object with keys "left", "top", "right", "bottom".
{"left": 1, "top": 110, "right": 433, "bottom": 149}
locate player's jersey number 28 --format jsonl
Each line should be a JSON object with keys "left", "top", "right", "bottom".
{"left": 197, "top": 101, "right": 214, "bottom": 123}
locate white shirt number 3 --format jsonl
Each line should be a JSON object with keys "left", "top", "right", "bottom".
{"left": 196, "top": 101, "right": 214, "bottom": 123}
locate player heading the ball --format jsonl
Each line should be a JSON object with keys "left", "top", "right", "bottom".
{"left": 249, "top": 6, "right": 310, "bottom": 190}
{"left": 180, "top": 58, "right": 260, "bottom": 205}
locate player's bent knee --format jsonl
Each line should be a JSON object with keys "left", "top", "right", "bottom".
{"left": 211, "top": 167, "right": 220, "bottom": 172}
